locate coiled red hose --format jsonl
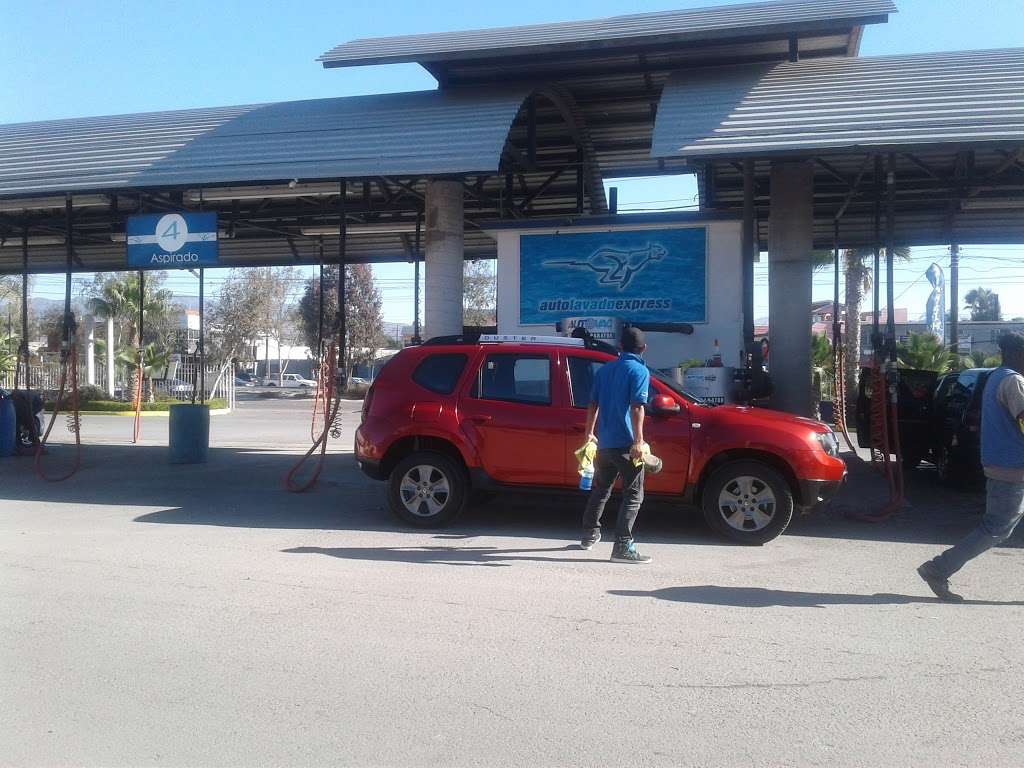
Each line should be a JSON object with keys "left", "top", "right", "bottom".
{"left": 35, "top": 344, "right": 81, "bottom": 482}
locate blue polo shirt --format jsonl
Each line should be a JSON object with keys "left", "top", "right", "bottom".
{"left": 590, "top": 352, "right": 650, "bottom": 450}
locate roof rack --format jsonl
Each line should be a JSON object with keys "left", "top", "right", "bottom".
{"left": 422, "top": 333, "right": 586, "bottom": 347}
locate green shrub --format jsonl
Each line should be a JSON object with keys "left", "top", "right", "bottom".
{"left": 75, "top": 384, "right": 108, "bottom": 403}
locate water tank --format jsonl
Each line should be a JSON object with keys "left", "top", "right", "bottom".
{"left": 0, "top": 389, "right": 16, "bottom": 458}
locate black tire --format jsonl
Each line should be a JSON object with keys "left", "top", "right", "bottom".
{"left": 387, "top": 451, "right": 468, "bottom": 528}
{"left": 700, "top": 460, "right": 794, "bottom": 545}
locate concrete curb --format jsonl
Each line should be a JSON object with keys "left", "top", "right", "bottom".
{"left": 48, "top": 408, "right": 233, "bottom": 417}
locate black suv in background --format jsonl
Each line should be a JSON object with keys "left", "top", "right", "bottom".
{"left": 856, "top": 367, "right": 994, "bottom": 486}
{"left": 931, "top": 368, "right": 994, "bottom": 484}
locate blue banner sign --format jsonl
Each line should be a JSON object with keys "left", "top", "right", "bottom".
{"left": 519, "top": 227, "right": 707, "bottom": 324}
{"left": 126, "top": 212, "right": 218, "bottom": 269}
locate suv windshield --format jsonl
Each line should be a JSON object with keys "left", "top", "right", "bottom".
{"left": 647, "top": 365, "right": 704, "bottom": 405}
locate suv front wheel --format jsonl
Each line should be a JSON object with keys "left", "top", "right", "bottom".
{"left": 701, "top": 460, "right": 794, "bottom": 545}
{"left": 388, "top": 451, "right": 468, "bottom": 527}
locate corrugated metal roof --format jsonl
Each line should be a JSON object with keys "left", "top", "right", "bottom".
{"left": 0, "top": 87, "right": 532, "bottom": 198}
{"left": 319, "top": 0, "right": 894, "bottom": 68}
{"left": 653, "top": 47, "right": 1024, "bottom": 158}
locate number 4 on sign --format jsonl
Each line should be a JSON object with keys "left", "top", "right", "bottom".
{"left": 162, "top": 220, "right": 180, "bottom": 239}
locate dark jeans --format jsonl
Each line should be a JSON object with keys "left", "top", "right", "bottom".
{"left": 929, "top": 478, "right": 1024, "bottom": 578}
{"left": 582, "top": 448, "right": 645, "bottom": 542}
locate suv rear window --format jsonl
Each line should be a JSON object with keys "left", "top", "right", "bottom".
{"left": 412, "top": 353, "right": 468, "bottom": 395}
{"left": 567, "top": 356, "right": 604, "bottom": 408}
{"left": 474, "top": 354, "right": 551, "bottom": 405}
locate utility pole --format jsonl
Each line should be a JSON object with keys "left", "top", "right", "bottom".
{"left": 949, "top": 242, "right": 960, "bottom": 356}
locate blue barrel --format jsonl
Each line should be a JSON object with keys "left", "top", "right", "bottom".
{"left": 168, "top": 403, "right": 210, "bottom": 464}
{"left": 0, "top": 390, "right": 15, "bottom": 458}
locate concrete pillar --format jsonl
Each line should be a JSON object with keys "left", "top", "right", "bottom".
{"left": 105, "top": 316, "right": 116, "bottom": 397}
{"left": 768, "top": 161, "right": 815, "bottom": 416}
{"left": 85, "top": 316, "right": 96, "bottom": 386}
{"left": 424, "top": 179, "right": 464, "bottom": 339}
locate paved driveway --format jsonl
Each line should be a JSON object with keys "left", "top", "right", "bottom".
{"left": 2, "top": 401, "right": 1021, "bottom": 766}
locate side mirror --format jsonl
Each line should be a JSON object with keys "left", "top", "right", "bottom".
{"left": 651, "top": 394, "right": 681, "bottom": 415}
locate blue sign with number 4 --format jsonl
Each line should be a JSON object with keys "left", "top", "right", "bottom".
{"left": 126, "top": 212, "right": 219, "bottom": 269}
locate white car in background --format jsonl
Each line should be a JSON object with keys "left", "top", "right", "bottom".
{"left": 267, "top": 373, "right": 316, "bottom": 388}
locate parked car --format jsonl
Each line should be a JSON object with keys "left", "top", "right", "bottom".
{"left": 235, "top": 372, "right": 262, "bottom": 386}
{"left": 930, "top": 368, "right": 994, "bottom": 484}
{"left": 267, "top": 373, "right": 316, "bottom": 388}
{"left": 355, "top": 335, "right": 846, "bottom": 545}
{"left": 155, "top": 378, "right": 192, "bottom": 394}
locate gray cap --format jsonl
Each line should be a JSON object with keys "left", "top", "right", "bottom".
{"left": 997, "top": 331, "right": 1024, "bottom": 357}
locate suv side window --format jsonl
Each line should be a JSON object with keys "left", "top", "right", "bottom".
{"left": 567, "top": 356, "right": 605, "bottom": 409}
{"left": 412, "top": 353, "right": 468, "bottom": 395}
{"left": 475, "top": 354, "right": 551, "bottom": 405}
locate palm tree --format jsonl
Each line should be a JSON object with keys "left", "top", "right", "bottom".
{"left": 86, "top": 274, "right": 174, "bottom": 350}
{"left": 963, "top": 287, "right": 1002, "bottom": 321}
{"left": 813, "top": 247, "right": 910, "bottom": 411}
{"left": 116, "top": 343, "right": 170, "bottom": 402}
{"left": 897, "top": 331, "right": 955, "bottom": 373}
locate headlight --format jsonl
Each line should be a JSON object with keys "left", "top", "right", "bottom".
{"left": 815, "top": 430, "right": 840, "bottom": 457}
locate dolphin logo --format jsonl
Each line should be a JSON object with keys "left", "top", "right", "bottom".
{"left": 544, "top": 243, "right": 667, "bottom": 290}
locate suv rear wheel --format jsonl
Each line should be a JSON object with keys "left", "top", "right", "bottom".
{"left": 701, "top": 460, "right": 794, "bottom": 545}
{"left": 388, "top": 451, "right": 468, "bottom": 527}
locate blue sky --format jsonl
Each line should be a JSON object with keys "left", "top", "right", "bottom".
{"left": 3, "top": 0, "right": 1023, "bottom": 322}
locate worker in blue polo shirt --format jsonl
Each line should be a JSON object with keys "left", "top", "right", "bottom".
{"left": 580, "top": 326, "right": 652, "bottom": 563}
{"left": 918, "top": 331, "right": 1024, "bottom": 601}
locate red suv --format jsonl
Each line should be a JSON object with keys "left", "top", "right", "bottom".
{"left": 355, "top": 335, "right": 846, "bottom": 545}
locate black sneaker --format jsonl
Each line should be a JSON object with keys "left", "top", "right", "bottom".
{"left": 610, "top": 540, "right": 652, "bottom": 564}
{"left": 917, "top": 562, "right": 964, "bottom": 603}
{"left": 579, "top": 530, "right": 601, "bottom": 550}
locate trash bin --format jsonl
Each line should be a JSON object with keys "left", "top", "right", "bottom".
{"left": 0, "top": 389, "right": 15, "bottom": 458}
{"left": 168, "top": 403, "right": 209, "bottom": 464}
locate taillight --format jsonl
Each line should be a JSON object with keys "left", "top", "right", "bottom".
{"left": 361, "top": 385, "right": 375, "bottom": 423}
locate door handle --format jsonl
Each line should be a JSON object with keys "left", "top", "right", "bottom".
{"left": 466, "top": 415, "right": 493, "bottom": 424}
{"left": 568, "top": 425, "right": 585, "bottom": 433}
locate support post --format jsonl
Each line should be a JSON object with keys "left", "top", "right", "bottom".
{"left": 768, "top": 160, "right": 815, "bottom": 416}
{"left": 317, "top": 238, "right": 325, "bottom": 353}
{"left": 63, "top": 196, "right": 73, "bottom": 348}
{"left": 949, "top": 242, "right": 960, "bottom": 356}
{"left": 20, "top": 228, "right": 29, "bottom": 391}
{"left": 872, "top": 155, "right": 882, "bottom": 345}
{"left": 338, "top": 180, "right": 347, "bottom": 389}
{"left": 832, "top": 219, "right": 841, "bottom": 347}
{"left": 885, "top": 153, "right": 897, "bottom": 362}
{"left": 199, "top": 268, "right": 205, "bottom": 402}
{"left": 742, "top": 158, "right": 756, "bottom": 348}
{"left": 413, "top": 208, "right": 422, "bottom": 343}
{"left": 609, "top": 187, "right": 618, "bottom": 215}
{"left": 424, "top": 179, "right": 464, "bottom": 338}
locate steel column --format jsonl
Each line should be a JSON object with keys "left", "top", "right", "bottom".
{"left": 338, "top": 180, "right": 347, "bottom": 388}
{"left": 413, "top": 209, "right": 422, "bottom": 343}
{"left": 199, "top": 268, "right": 205, "bottom": 402}
{"left": 885, "top": 153, "right": 897, "bottom": 362}
{"left": 949, "top": 242, "right": 960, "bottom": 356}
{"left": 742, "top": 158, "right": 755, "bottom": 348}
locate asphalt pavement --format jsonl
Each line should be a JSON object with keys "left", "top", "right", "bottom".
{"left": 2, "top": 400, "right": 1022, "bottom": 767}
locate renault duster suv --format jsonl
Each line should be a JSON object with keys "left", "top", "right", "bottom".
{"left": 355, "top": 335, "right": 845, "bottom": 545}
